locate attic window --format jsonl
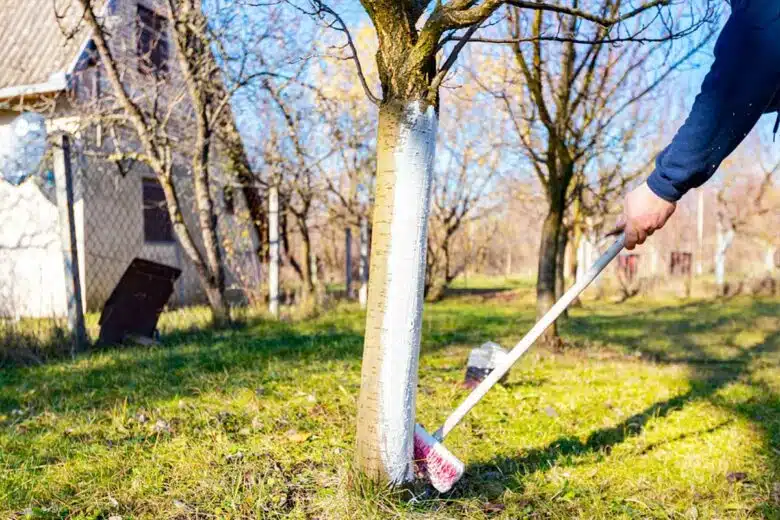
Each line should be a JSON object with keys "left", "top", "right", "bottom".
{"left": 137, "top": 5, "right": 169, "bottom": 76}
{"left": 72, "top": 40, "right": 101, "bottom": 98}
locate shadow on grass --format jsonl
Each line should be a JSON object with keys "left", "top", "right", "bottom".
{"left": 446, "top": 300, "right": 780, "bottom": 505}
{"left": 0, "top": 302, "right": 531, "bottom": 421}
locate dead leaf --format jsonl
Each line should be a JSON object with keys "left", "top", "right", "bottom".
{"left": 286, "top": 430, "right": 312, "bottom": 443}
{"left": 544, "top": 405, "right": 559, "bottom": 418}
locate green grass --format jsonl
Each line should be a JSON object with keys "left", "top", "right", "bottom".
{"left": 1, "top": 285, "right": 778, "bottom": 519}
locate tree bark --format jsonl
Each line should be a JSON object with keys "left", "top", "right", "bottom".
{"left": 355, "top": 100, "right": 437, "bottom": 485}
{"left": 536, "top": 202, "right": 564, "bottom": 342}
{"left": 299, "top": 219, "right": 315, "bottom": 301}
{"left": 555, "top": 227, "right": 568, "bottom": 319}
{"left": 192, "top": 128, "right": 229, "bottom": 325}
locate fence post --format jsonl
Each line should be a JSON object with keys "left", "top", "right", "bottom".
{"left": 268, "top": 185, "right": 280, "bottom": 318}
{"left": 53, "top": 133, "right": 87, "bottom": 354}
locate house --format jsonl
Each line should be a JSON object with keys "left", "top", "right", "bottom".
{"left": 0, "top": 0, "right": 260, "bottom": 318}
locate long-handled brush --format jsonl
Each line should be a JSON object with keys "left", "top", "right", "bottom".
{"left": 414, "top": 234, "right": 626, "bottom": 493}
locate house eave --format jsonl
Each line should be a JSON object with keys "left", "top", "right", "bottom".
{"left": 0, "top": 73, "right": 69, "bottom": 103}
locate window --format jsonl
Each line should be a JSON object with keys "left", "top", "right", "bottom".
{"left": 143, "top": 178, "right": 175, "bottom": 243}
{"left": 72, "top": 41, "right": 102, "bottom": 99}
{"left": 137, "top": 5, "right": 169, "bottom": 76}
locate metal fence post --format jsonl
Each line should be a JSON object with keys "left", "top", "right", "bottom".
{"left": 53, "top": 133, "right": 87, "bottom": 353}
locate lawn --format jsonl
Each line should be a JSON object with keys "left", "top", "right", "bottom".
{"left": 1, "top": 285, "right": 778, "bottom": 519}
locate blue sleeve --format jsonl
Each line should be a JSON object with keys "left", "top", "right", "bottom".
{"left": 647, "top": 4, "right": 780, "bottom": 202}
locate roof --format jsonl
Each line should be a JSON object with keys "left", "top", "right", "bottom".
{"left": 0, "top": 0, "right": 90, "bottom": 93}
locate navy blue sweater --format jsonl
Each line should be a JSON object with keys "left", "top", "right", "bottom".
{"left": 647, "top": 0, "right": 780, "bottom": 202}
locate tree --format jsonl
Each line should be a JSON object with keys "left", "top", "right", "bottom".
{"left": 71, "top": 0, "right": 242, "bottom": 322}
{"left": 304, "top": 0, "right": 704, "bottom": 486}
{"left": 479, "top": 2, "right": 717, "bottom": 339}
{"left": 713, "top": 139, "right": 778, "bottom": 293}
{"left": 425, "top": 87, "right": 502, "bottom": 300}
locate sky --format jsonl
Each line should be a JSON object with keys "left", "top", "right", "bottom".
{"left": 224, "top": 1, "right": 780, "bottom": 195}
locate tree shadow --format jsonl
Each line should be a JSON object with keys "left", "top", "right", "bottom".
{"left": 0, "top": 302, "right": 530, "bottom": 422}
{"left": 0, "top": 318, "right": 366, "bottom": 420}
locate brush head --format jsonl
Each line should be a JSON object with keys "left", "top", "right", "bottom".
{"left": 413, "top": 424, "right": 465, "bottom": 493}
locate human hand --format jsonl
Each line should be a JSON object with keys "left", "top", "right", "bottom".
{"left": 615, "top": 182, "right": 677, "bottom": 250}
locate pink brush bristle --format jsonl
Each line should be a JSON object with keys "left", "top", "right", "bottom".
{"left": 414, "top": 424, "right": 465, "bottom": 493}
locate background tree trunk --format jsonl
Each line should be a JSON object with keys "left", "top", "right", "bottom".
{"left": 345, "top": 227, "right": 353, "bottom": 299}
{"left": 555, "top": 228, "right": 568, "bottom": 319}
{"left": 356, "top": 100, "right": 437, "bottom": 485}
{"left": 715, "top": 218, "right": 735, "bottom": 294}
{"left": 359, "top": 216, "right": 369, "bottom": 308}
{"left": 536, "top": 201, "right": 564, "bottom": 342}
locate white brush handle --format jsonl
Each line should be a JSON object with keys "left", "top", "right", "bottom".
{"left": 434, "top": 234, "right": 625, "bottom": 441}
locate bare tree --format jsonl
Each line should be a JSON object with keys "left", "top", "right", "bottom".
{"left": 271, "top": 0, "right": 717, "bottom": 485}
{"left": 425, "top": 90, "right": 502, "bottom": 300}
{"left": 714, "top": 142, "right": 778, "bottom": 294}
{"left": 69, "top": 0, "right": 243, "bottom": 322}
{"left": 301, "top": 0, "right": 714, "bottom": 486}
{"left": 481, "top": 3, "right": 717, "bottom": 340}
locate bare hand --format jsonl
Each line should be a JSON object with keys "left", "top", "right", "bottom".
{"left": 615, "top": 182, "right": 677, "bottom": 250}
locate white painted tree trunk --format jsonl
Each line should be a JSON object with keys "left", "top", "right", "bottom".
{"left": 356, "top": 101, "right": 437, "bottom": 485}
{"left": 766, "top": 246, "right": 777, "bottom": 274}
{"left": 268, "top": 185, "right": 280, "bottom": 318}
{"left": 359, "top": 216, "right": 369, "bottom": 308}
{"left": 650, "top": 245, "right": 658, "bottom": 276}
{"left": 576, "top": 235, "right": 594, "bottom": 284}
{"left": 715, "top": 218, "right": 734, "bottom": 290}
{"left": 697, "top": 190, "right": 704, "bottom": 276}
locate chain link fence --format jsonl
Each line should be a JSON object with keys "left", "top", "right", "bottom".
{"left": 0, "top": 121, "right": 265, "bottom": 365}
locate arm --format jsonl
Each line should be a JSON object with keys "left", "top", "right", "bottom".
{"left": 621, "top": 6, "right": 780, "bottom": 249}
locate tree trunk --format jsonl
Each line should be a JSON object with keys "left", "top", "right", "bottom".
{"left": 715, "top": 218, "right": 734, "bottom": 294}
{"left": 536, "top": 203, "right": 564, "bottom": 342}
{"left": 555, "top": 228, "right": 568, "bottom": 319}
{"left": 766, "top": 246, "right": 777, "bottom": 274}
{"left": 300, "top": 222, "right": 315, "bottom": 301}
{"left": 191, "top": 130, "right": 229, "bottom": 325}
{"left": 356, "top": 100, "right": 437, "bottom": 486}
{"left": 359, "top": 216, "right": 369, "bottom": 308}
{"left": 568, "top": 225, "right": 582, "bottom": 307}
{"left": 345, "top": 227, "right": 353, "bottom": 299}
{"left": 268, "top": 185, "right": 280, "bottom": 318}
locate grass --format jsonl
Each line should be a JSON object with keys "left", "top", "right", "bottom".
{"left": 0, "top": 282, "right": 778, "bottom": 519}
